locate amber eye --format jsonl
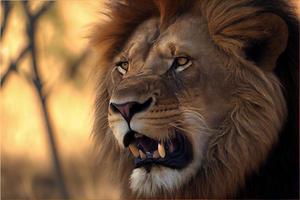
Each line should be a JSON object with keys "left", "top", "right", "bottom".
{"left": 172, "top": 56, "right": 192, "bottom": 72}
{"left": 177, "top": 57, "right": 189, "bottom": 65}
{"left": 116, "top": 61, "right": 129, "bottom": 75}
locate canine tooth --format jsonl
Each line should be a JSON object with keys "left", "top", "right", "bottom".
{"left": 129, "top": 144, "right": 139, "bottom": 157}
{"left": 153, "top": 150, "right": 160, "bottom": 159}
{"left": 158, "top": 142, "right": 166, "bottom": 158}
{"left": 139, "top": 150, "right": 146, "bottom": 159}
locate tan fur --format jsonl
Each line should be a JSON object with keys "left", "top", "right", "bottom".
{"left": 90, "top": 0, "right": 291, "bottom": 198}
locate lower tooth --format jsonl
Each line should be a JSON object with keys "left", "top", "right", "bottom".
{"left": 153, "top": 150, "right": 160, "bottom": 159}
{"left": 129, "top": 144, "right": 139, "bottom": 158}
{"left": 139, "top": 150, "right": 146, "bottom": 159}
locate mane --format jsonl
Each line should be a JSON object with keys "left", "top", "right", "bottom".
{"left": 90, "top": 0, "right": 195, "bottom": 60}
{"left": 91, "top": 0, "right": 299, "bottom": 198}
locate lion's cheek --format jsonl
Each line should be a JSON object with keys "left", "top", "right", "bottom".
{"left": 108, "top": 116, "right": 130, "bottom": 148}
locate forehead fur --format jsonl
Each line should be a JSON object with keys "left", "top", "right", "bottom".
{"left": 90, "top": 0, "right": 295, "bottom": 60}
{"left": 91, "top": 0, "right": 259, "bottom": 58}
{"left": 90, "top": 0, "right": 195, "bottom": 60}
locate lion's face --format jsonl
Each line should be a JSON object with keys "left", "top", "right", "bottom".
{"left": 93, "top": 0, "right": 290, "bottom": 198}
{"left": 107, "top": 14, "right": 232, "bottom": 196}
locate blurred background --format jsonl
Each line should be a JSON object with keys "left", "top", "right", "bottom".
{"left": 1, "top": 1, "right": 119, "bottom": 199}
{"left": 1, "top": 1, "right": 299, "bottom": 199}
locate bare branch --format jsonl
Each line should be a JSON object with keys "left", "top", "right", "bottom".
{"left": 21, "top": 1, "right": 70, "bottom": 198}
{"left": 2, "top": 1, "right": 69, "bottom": 197}
{"left": 1, "top": 1, "right": 11, "bottom": 39}
{"left": 33, "top": 1, "right": 55, "bottom": 20}
{"left": 1, "top": 1, "right": 54, "bottom": 87}
{"left": 1, "top": 45, "right": 30, "bottom": 87}
{"left": 68, "top": 49, "right": 90, "bottom": 78}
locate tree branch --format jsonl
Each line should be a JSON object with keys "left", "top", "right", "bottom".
{"left": 1, "top": 2, "right": 69, "bottom": 197}
{"left": 21, "top": 1, "right": 70, "bottom": 198}
{"left": 1, "top": 1, "right": 55, "bottom": 86}
{"left": 68, "top": 49, "right": 90, "bottom": 78}
{"left": 1, "top": 1, "right": 11, "bottom": 39}
{"left": 1, "top": 45, "right": 30, "bottom": 87}
{"left": 34, "top": 1, "right": 54, "bottom": 20}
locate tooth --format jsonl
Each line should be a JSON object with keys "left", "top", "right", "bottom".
{"left": 129, "top": 144, "right": 139, "bottom": 157}
{"left": 139, "top": 150, "right": 146, "bottom": 159}
{"left": 153, "top": 150, "right": 160, "bottom": 159}
{"left": 146, "top": 152, "right": 151, "bottom": 158}
{"left": 158, "top": 142, "right": 166, "bottom": 158}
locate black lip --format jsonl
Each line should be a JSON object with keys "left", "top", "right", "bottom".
{"left": 133, "top": 133, "right": 193, "bottom": 170}
{"left": 123, "top": 131, "right": 135, "bottom": 147}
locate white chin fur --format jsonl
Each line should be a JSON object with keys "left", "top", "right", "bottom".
{"left": 130, "top": 166, "right": 182, "bottom": 197}
{"left": 130, "top": 159, "right": 200, "bottom": 197}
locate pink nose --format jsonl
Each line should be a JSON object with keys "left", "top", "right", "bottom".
{"left": 110, "top": 98, "right": 153, "bottom": 123}
{"left": 111, "top": 102, "right": 135, "bottom": 122}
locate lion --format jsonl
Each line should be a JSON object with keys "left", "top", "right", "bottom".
{"left": 90, "top": 0, "right": 299, "bottom": 198}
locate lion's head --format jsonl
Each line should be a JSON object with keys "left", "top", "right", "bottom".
{"left": 91, "top": 0, "right": 298, "bottom": 198}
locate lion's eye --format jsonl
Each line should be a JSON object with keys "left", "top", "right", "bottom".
{"left": 172, "top": 56, "right": 192, "bottom": 72}
{"left": 116, "top": 61, "right": 129, "bottom": 75}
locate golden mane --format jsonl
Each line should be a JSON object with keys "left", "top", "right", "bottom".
{"left": 91, "top": 0, "right": 299, "bottom": 198}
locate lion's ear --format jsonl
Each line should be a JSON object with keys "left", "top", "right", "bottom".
{"left": 244, "top": 14, "right": 288, "bottom": 71}
{"left": 220, "top": 13, "right": 289, "bottom": 71}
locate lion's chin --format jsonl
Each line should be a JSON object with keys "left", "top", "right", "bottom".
{"left": 129, "top": 162, "right": 199, "bottom": 197}
{"left": 129, "top": 166, "right": 184, "bottom": 197}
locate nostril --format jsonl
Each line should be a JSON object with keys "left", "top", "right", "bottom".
{"left": 131, "top": 97, "right": 153, "bottom": 114}
{"left": 109, "top": 97, "right": 153, "bottom": 123}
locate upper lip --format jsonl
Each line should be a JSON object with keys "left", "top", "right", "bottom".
{"left": 125, "top": 131, "right": 193, "bottom": 170}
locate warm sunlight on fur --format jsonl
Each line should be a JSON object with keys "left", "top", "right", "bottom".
{"left": 91, "top": 0, "right": 298, "bottom": 199}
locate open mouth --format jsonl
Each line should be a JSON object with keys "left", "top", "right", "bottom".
{"left": 124, "top": 131, "right": 193, "bottom": 171}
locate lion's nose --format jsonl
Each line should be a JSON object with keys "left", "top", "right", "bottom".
{"left": 110, "top": 98, "right": 153, "bottom": 123}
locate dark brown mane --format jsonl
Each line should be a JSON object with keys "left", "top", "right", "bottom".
{"left": 90, "top": 0, "right": 299, "bottom": 198}
{"left": 90, "top": 0, "right": 156, "bottom": 60}
{"left": 90, "top": 0, "right": 196, "bottom": 60}
{"left": 154, "top": 0, "right": 195, "bottom": 29}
